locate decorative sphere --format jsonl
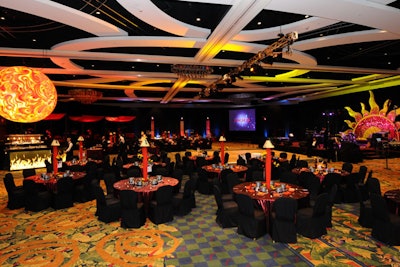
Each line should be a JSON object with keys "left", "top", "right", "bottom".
{"left": 0, "top": 66, "right": 57, "bottom": 122}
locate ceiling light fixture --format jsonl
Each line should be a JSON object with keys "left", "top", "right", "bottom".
{"left": 171, "top": 64, "right": 213, "bottom": 79}
{"left": 68, "top": 89, "right": 103, "bottom": 104}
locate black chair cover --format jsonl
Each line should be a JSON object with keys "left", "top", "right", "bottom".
{"left": 370, "top": 193, "right": 400, "bottom": 245}
{"left": 172, "top": 179, "right": 194, "bottom": 216}
{"left": 235, "top": 194, "right": 267, "bottom": 239}
{"left": 23, "top": 179, "right": 51, "bottom": 212}
{"left": 213, "top": 184, "right": 239, "bottom": 228}
{"left": 3, "top": 173, "right": 25, "bottom": 209}
{"left": 119, "top": 190, "right": 145, "bottom": 228}
{"left": 296, "top": 193, "right": 329, "bottom": 239}
{"left": 149, "top": 185, "right": 174, "bottom": 224}
{"left": 94, "top": 185, "right": 121, "bottom": 223}
{"left": 51, "top": 176, "right": 74, "bottom": 209}
{"left": 271, "top": 197, "right": 298, "bottom": 243}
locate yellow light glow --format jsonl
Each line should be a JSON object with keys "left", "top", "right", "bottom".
{"left": 0, "top": 66, "right": 57, "bottom": 123}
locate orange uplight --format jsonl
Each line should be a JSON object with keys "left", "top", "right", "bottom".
{"left": 0, "top": 66, "right": 57, "bottom": 123}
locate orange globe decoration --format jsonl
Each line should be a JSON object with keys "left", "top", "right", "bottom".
{"left": 0, "top": 66, "right": 57, "bottom": 123}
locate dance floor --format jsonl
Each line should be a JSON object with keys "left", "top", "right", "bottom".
{"left": 1, "top": 142, "right": 400, "bottom": 266}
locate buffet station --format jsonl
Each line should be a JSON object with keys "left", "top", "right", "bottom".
{"left": 4, "top": 134, "right": 51, "bottom": 171}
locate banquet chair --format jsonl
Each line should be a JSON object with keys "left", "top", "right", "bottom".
{"left": 22, "top": 168, "right": 36, "bottom": 178}
{"left": 342, "top": 162, "right": 353, "bottom": 173}
{"left": 126, "top": 165, "right": 142, "bottom": 178}
{"left": 235, "top": 194, "right": 267, "bottom": 239}
{"left": 171, "top": 168, "right": 184, "bottom": 194}
{"left": 213, "top": 184, "right": 239, "bottom": 228}
{"left": 367, "top": 177, "right": 381, "bottom": 196}
{"left": 250, "top": 169, "right": 264, "bottom": 182}
{"left": 94, "top": 185, "right": 121, "bottom": 223}
{"left": 149, "top": 185, "right": 174, "bottom": 224}
{"left": 320, "top": 172, "right": 343, "bottom": 203}
{"left": 370, "top": 193, "right": 400, "bottom": 245}
{"left": 119, "top": 190, "right": 145, "bottom": 228}
{"left": 197, "top": 168, "right": 213, "bottom": 195}
{"left": 174, "top": 153, "right": 184, "bottom": 170}
{"left": 195, "top": 156, "right": 207, "bottom": 170}
{"left": 325, "top": 184, "right": 337, "bottom": 228}
{"left": 103, "top": 172, "right": 117, "bottom": 198}
{"left": 220, "top": 168, "right": 233, "bottom": 194}
{"left": 226, "top": 172, "right": 240, "bottom": 195}
{"left": 356, "top": 184, "right": 373, "bottom": 228}
{"left": 172, "top": 179, "right": 194, "bottom": 216}
{"left": 3, "top": 173, "right": 25, "bottom": 209}
{"left": 307, "top": 174, "right": 322, "bottom": 207}
{"left": 342, "top": 173, "right": 359, "bottom": 203}
{"left": 279, "top": 171, "right": 298, "bottom": 185}
{"left": 23, "top": 179, "right": 52, "bottom": 212}
{"left": 51, "top": 176, "right": 74, "bottom": 209}
{"left": 213, "top": 177, "right": 234, "bottom": 202}
{"left": 357, "top": 165, "right": 368, "bottom": 184}
{"left": 296, "top": 193, "right": 329, "bottom": 239}
{"left": 152, "top": 166, "right": 169, "bottom": 176}
{"left": 271, "top": 197, "right": 298, "bottom": 243}
{"left": 224, "top": 152, "right": 229, "bottom": 164}
{"left": 44, "top": 159, "right": 53, "bottom": 173}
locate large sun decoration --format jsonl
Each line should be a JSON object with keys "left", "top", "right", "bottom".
{"left": 0, "top": 66, "right": 57, "bottom": 123}
{"left": 344, "top": 91, "right": 400, "bottom": 140}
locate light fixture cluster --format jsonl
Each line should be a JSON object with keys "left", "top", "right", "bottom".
{"left": 171, "top": 64, "right": 213, "bottom": 79}
{"left": 199, "top": 31, "right": 298, "bottom": 98}
{"left": 68, "top": 89, "right": 103, "bottom": 104}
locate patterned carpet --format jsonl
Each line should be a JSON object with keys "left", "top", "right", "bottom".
{"left": 1, "top": 143, "right": 400, "bottom": 266}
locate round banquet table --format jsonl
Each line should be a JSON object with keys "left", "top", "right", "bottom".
{"left": 233, "top": 181, "right": 309, "bottom": 232}
{"left": 202, "top": 164, "right": 248, "bottom": 175}
{"left": 25, "top": 171, "right": 86, "bottom": 191}
{"left": 113, "top": 176, "right": 178, "bottom": 214}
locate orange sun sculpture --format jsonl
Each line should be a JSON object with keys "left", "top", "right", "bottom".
{"left": 344, "top": 91, "right": 400, "bottom": 141}
{"left": 0, "top": 66, "right": 57, "bottom": 123}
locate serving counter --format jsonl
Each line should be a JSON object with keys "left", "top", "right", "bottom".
{"left": 4, "top": 134, "right": 51, "bottom": 171}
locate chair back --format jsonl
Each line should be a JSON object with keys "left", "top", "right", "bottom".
{"left": 235, "top": 194, "right": 255, "bottom": 217}
{"left": 224, "top": 153, "right": 229, "bottom": 164}
{"left": 154, "top": 186, "right": 173, "bottom": 205}
{"left": 4, "top": 173, "right": 16, "bottom": 192}
{"left": 126, "top": 165, "right": 142, "bottom": 177}
{"left": 358, "top": 165, "right": 368, "bottom": 184}
{"left": 22, "top": 168, "right": 36, "bottom": 178}
{"left": 367, "top": 177, "right": 381, "bottom": 196}
{"left": 226, "top": 173, "right": 240, "bottom": 194}
{"left": 312, "top": 193, "right": 329, "bottom": 217}
{"left": 56, "top": 176, "right": 74, "bottom": 193}
{"left": 370, "top": 193, "right": 390, "bottom": 222}
{"left": 273, "top": 197, "right": 297, "bottom": 221}
{"left": 119, "top": 190, "right": 140, "bottom": 209}
{"left": 103, "top": 172, "right": 117, "bottom": 195}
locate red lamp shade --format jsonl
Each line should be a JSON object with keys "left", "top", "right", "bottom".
{"left": 0, "top": 66, "right": 57, "bottom": 123}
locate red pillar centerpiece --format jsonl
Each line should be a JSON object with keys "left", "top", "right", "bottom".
{"left": 263, "top": 139, "right": 275, "bottom": 190}
{"left": 206, "top": 117, "right": 211, "bottom": 138}
{"left": 77, "top": 136, "right": 84, "bottom": 161}
{"left": 140, "top": 136, "right": 150, "bottom": 182}
{"left": 180, "top": 117, "right": 185, "bottom": 137}
{"left": 150, "top": 116, "right": 155, "bottom": 139}
{"left": 219, "top": 136, "right": 226, "bottom": 165}
{"left": 51, "top": 139, "right": 60, "bottom": 174}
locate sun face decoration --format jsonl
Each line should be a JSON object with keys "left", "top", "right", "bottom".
{"left": 344, "top": 91, "right": 400, "bottom": 140}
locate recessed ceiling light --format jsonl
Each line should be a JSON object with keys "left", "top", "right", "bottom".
{"left": 388, "top": 62, "right": 391, "bottom": 65}
{"left": 257, "top": 21, "right": 261, "bottom": 25}
{"left": 196, "top": 17, "right": 201, "bottom": 22}
{"left": 96, "top": 11, "right": 101, "bottom": 15}
{"left": 0, "top": 17, "right": 5, "bottom": 20}
{"left": 305, "top": 15, "right": 310, "bottom": 18}
{"left": 32, "top": 39, "right": 36, "bottom": 42}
